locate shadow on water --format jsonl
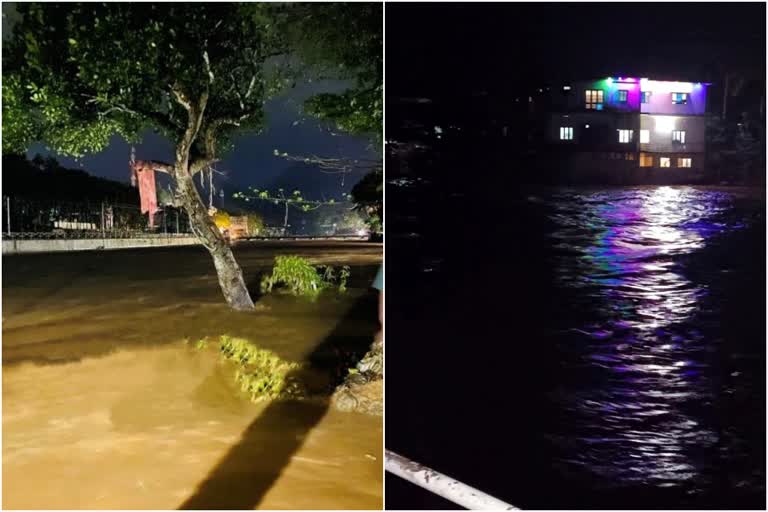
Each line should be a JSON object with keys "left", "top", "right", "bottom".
{"left": 178, "top": 293, "right": 377, "bottom": 510}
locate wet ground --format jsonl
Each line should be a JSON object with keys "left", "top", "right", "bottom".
{"left": 386, "top": 185, "right": 765, "bottom": 509}
{"left": 2, "top": 241, "right": 383, "bottom": 510}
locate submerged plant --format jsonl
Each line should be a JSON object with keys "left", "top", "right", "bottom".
{"left": 218, "top": 335, "right": 302, "bottom": 401}
{"left": 261, "top": 255, "right": 328, "bottom": 297}
{"left": 260, "top": 255, "right": 351, "bottom": 297}
{"left": 339, "top": 265, "right": 351, "bottom": 293}
{"left": 318, "top": 264, "right": 336, "bottom": 283}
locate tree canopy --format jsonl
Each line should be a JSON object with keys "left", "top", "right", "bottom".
{"left": 2, "top": 3, "right": 290, "bottom": 166}
{"left": 261, "top": 3, "right": 382, "bottom": 140}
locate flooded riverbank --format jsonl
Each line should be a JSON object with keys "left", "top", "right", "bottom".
{"left": 3, "top": 241, "right": 383, "bottom": 509}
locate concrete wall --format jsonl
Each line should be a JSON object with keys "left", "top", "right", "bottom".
{"left": 548, "top": 111, "right": 641, "bottom": 151}
{"left": 2, "top": 236, "right": 200, "bottom": 255}
{"left": 555, "top": 152, "right": 705, "bottom": 184}
{"left": 639, "top": 114, "right": 706, "bottom": 153}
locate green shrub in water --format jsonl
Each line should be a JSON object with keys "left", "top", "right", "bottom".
{"left": 339, "top": 265, "right": 351, "bottom": 293}
{"left": 218, "top": 335, "right": 302, "bottom": 401}
{"left": 261, "top": 255, "right": 328, "bottom": 297}
{"left": 261, "top": 255, "right": 351, "bottom": 297}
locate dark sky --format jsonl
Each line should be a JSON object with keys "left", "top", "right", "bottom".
{"left": 2, "top": 3, "right": 378, "bottom": 199}
{"left": 387, "top": 2, "right": 766, "bottom": 97}
{"left": 27, "top": 80, "right": 376, "bottom": 198}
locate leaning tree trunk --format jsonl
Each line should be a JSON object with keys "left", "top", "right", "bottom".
{"left": 175, "top": 168, "right": 255, "bottom": 311}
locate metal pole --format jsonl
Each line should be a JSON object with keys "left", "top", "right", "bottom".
{"left": 208, "top": 168, "right": 214, "bottom": 209}
{"left": 176, "top": 210, "right": 179, "bottom": 234}
{"left": 385, "top": 450, "right": 517, "bottom": 510}
{"left": 6, "top": 196, "right": 11, "bottom": 235}
{"left": 101, "top": 202, "right": 105, "bottom": 238}
{"left": 284, "top": 202, "right": 289, "bottom": 234}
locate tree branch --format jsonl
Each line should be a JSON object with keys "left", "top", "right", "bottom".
{"left": 171, "top": 85, "right": 194, "bottom": 112}
{"left": 272, "top": 150, "right": 381, "bottom": 174}
{"left": 189, "top": 115, "right": 250, "bottom": 174}
{"left": 172, "top": 81, "right": 209, "bottom": 172}
{"left": 134, "top": 159, "right": 174, "bottom": 175}
{"left": 203, "top": 49, "right": 215, "bottom": 84}
{"left": 83, "top": 94, "right": 181, "bottom": 135}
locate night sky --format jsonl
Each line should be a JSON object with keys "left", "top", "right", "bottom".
{"left": 27, "top": 80, "right": 377, "bottom": 197}
{"left": 2, "top": 3, "right": 378, "bottom": 199}
{"left": 387, "top": 2, "right": 765, "bottom": 98}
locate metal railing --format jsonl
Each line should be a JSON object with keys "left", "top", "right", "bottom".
{"left": 386, "top": 450, "right": 518, "bottom": 510}
{"left": 1, "top": 196, "right": 379, "bottom": 242}
{"left": 1, "top": 196, "right": 192, "bottom": 239}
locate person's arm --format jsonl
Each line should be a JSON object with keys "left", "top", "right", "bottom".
{"left": 373, "top": 265, "right": 383, "bottom": 344}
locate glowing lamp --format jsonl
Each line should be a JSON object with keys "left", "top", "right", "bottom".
{"left": 606, "top": 77, "right": 614, "bottom": 85}
{"left": 654, "top": 115, "right": 676, "bottom": 133}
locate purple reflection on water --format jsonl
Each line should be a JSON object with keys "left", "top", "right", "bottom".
{"left": 549, "top": 187, "right": 745, "bottom": 488}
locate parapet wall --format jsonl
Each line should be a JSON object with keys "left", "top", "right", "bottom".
{"left": 2, "top": 236, "right": 201, "bottom": 255}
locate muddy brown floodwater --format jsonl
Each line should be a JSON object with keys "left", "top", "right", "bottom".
{"left": 2, "top": 241, "right": 383, "bottom": 510}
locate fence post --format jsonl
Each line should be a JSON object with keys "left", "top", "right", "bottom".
{"left": 6, "top": 196, "right": 10, "bottom": 235}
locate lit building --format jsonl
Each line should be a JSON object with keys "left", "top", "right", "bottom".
{"left": 547, "top": 77, "right": 709, "bottom": 178}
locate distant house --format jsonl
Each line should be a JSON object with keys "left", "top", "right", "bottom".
{"left": 228, "top": 216, "right": 249, "bottom": 239}
{"left": 546, "top": 77, "right": 710, "bottom": 180}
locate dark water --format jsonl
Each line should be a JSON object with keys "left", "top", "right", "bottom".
{"left": 386, "top": 185, "right": 765, "bottom": 509}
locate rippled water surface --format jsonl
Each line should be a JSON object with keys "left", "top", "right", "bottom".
{"left": 387, "top": 185, "right": 764, "bottom": 509}
{"left": 546, "top": 187, "right": 763, "bottom": 495}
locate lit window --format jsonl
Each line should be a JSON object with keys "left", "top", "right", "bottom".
{"left": 640, "top": 153, "right": 653, "bottom": 167}
{"left": 560, "top": 127, "right": 573, "bottom": 140}
{"left": 678, "top": 157, "right": 692, "bottom": 168}
{"left": 617, "top": 90, "right": 628, "bottom": 103}
{"left": 642, "top": 91, "right": 652, "bottom": 104}
{"left": 585, "top": 89, "right": 604, "bottom": 110}
{"left": 660, "top": 157, "right": 671, "bottom": 168}
{"left": 672, "top": 130, "right": 686, "bottom": 144}
{"left": 672, "top": 92, "right": 688, "bottom": 104}
{"left": 640, "top": 130, "right": 650, "bottom": 143}
{"left": 625, "top": 152, "right": 635, "bottom": 160}
{"left": 618, "top": 129, "right": 633, "bottom": 143}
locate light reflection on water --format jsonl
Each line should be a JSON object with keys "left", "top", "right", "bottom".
{"left": 548, "top": 187, "right": 743, "bottom": 489}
